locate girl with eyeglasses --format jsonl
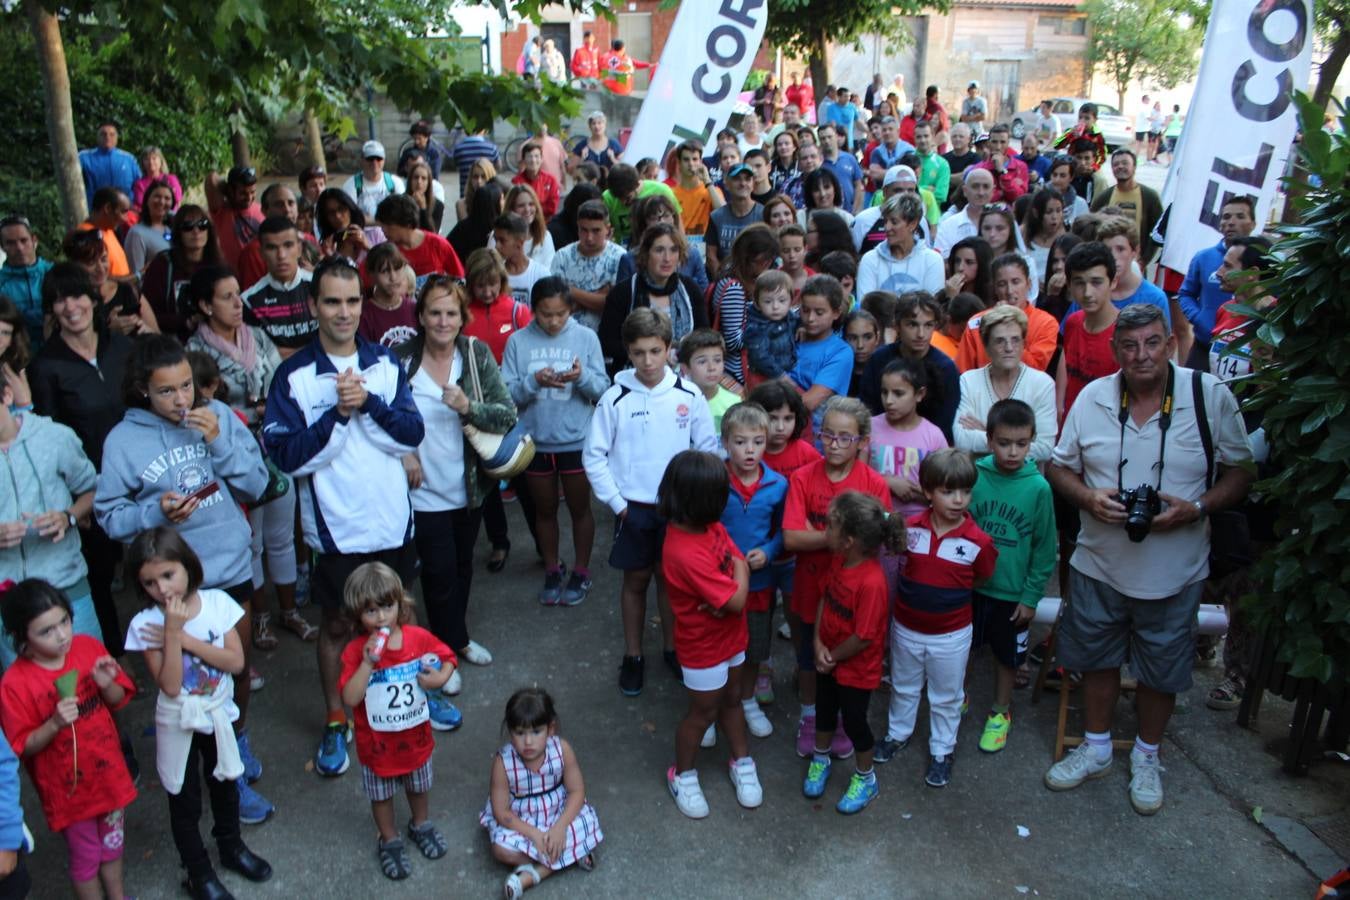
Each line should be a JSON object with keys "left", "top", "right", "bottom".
{"left": 141, "top": 204, "right": 223, "bottom": 341}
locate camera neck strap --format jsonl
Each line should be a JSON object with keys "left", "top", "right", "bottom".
{"left": 1117, "top": 363, "right": 1175, "bottom": 495}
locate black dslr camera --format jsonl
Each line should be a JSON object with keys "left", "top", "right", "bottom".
{"left": 1117, "top": 484, "right": 1162, "bottom": 543}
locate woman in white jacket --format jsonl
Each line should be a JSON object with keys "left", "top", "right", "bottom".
{"left": 856, "top": 193, "right": 945, "bottom": 298}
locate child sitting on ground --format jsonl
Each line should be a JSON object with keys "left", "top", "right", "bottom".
{"left": 482, "top": 688, "right": 603, "bottom": 898}
{"left": 338, "top": 562, "right": 456, "bottom": 880}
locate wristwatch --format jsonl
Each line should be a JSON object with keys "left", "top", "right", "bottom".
{"left": 1192, "top": 499, "right": 1206, "bottom": 518}
{"left": 66, "top": 511, "right": 77, "bottom": 529}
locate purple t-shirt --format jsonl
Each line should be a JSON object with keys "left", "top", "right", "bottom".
{"left": 868, "top": 414, "right": 949, "bottom": 518}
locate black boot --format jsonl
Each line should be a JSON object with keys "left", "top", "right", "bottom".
{"left": 183, "top": 870, "right": 235, "bottom": 900}
{"left": 219, "top": 843, "right": 273, "bottom": 883}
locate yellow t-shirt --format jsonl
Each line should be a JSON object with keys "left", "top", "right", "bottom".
{"left": 1109, "top": 185, "right": 1142, "bottom": 230}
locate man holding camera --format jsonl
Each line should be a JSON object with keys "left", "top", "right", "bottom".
{"left": 1044, "top": 304, "right": 1252, "bottom": 815}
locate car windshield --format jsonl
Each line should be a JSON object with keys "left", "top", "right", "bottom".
{"left": 1096, "top": 104, "right": 1120, "bottom": 116}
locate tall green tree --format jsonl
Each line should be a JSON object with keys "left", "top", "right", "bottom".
{"left": 764, "top": 0, "right": 951, "bottom": 99}
{"left": 1083, "top": 0, "right": 1203, "bottom": 110}
{"left": 20, "top": 0, "right": 600, "bottom": 229}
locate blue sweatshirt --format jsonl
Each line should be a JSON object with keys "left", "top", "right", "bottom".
{"left": 0, "top": 414, "right": 96, "bottom": 590}
{"left": 95, "top": 399, "right": 268, "bottom": 589}
{"left": 1178, "top": 240, "right": 1231, "bottom": 344}
{"left": 501, "top": 318, "right": 610, "bottom": 452}
{"left": 0, "top": 259, "right": 52, "bottom": 350}
{"left": 720, "top": 462, "right": 787, "bottom": 591}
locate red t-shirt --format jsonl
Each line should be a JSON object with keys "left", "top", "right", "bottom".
{"left": 662, "top": 523, "right": 749, "bottom": 669}
{"left": 0, "top": 636, "right": 137, "bottom": 832}
{"left": 511, "top": 171, "right": 562, "bottom": 220}
{"left": 211, "top": 204, "right": 263, "bottom": 270}
{"left": 764, "top": 438, "right": 822, "bottom": 482}
{"left": 896, "top": 509, "right": 998, "bottom": 634}
{"left": 338, "top": 625, "right": 455, "bottom": 778}
{"left": 783, "top": 458, "right": 891, "bottom": 623}
{"left": 358, "top": 296, "right": 419, "bottom": 348}
{"left": 463, "top": 296, "right": 533, "bottom": 363}
{"left": 1060, "top": 310, "right": 1119, "bottom": 418}
{"left": 400, "top": 231, "right": 465, "bottom": 279}
{"left": 816, "top": 557, "right": 890, "bottom": 689}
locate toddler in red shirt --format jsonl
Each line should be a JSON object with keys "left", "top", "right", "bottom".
{"left": 875, "top": 449, "right": 997, "bottom": 788}
{"left": 0, "top": 580, "right": 136, "bottom": 898}
{"left": 783, "top": 397, "right": 891, "bottom": 760}
{"left": 339, "top": 562, "right": 457, "bottom": 880}
{"left": 801, "top": 492, "right": 897, "bottom": 814}
{"left": 659, "top": 451, "right": 760, "bottom": 820}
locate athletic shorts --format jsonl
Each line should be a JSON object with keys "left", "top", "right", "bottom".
{"left": 1134, "top": 130, "right": 1147, "bottom": 142}
{"left": 970, "top": 592, "right": 1025, "bottom": 669}
{"left": 608, "top": 502, "right": 664, "bottom": 572}
{"left": 1057, "top": 569, "right": 1203, "bottom": 694}
{"left": 525, "top": 450, "right": 585, "bottom": 477}
{"left": 746, "top": 590, "right": 777, "bottom": 664}
{"left": 682, "top": 650, "right": 746, "bottom": 692}
{"left": 361, "top": 759, "right": 433, "bottom": 802}
{"left": 312, "top": 542, "right": 418, "bottom": 612}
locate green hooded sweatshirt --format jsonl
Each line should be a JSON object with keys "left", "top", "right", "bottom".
{"left": 969, "top": 456, "right": 1056, "bottom": 608}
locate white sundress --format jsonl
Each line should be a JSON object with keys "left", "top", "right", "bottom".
{"left": 479, "top": 736, "right": 603, "bottom": 870}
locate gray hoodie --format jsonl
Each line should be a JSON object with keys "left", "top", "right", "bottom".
{"left": 0, "top": 414, "right": 96, "bottom": 589}
{"left": 95, "top": 399, "right": 268, "bottom": 589}
{"left": 501, "top": 318, "right": 610, "bottom": 453}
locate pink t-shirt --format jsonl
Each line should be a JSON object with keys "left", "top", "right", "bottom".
{"left": 869, "top": 414, "right": 949, "bottom": 518}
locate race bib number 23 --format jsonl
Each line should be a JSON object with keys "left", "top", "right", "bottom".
{"left": 364, "top": 659, "right": 429, "bottom": 732}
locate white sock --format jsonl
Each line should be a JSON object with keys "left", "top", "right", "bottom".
{"left": 1134, "top": 736, "right": 1159, "bottom": 756}
{"left": 1084, "top": 730, "right": 1113, "bottom": 761}
{"left": 742, "top": 698, "right": 759, "bottom": 713}
{"left": 801, "top": 703, "right": 816, "bottom": 717}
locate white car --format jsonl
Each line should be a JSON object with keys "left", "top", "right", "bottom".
{"left": 1010, "top": 97, "right": 1134, "bottom": 149}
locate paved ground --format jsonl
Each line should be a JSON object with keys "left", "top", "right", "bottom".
{"left": 19, "top": 502, "right": 1345, "bottom": 899}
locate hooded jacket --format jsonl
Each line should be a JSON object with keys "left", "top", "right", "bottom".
{"left": 583, "top": 367, "right": 719, "bottom": 514}
{"left": 95, "top": 399, "right": 268, "bottom": 589}
{"left": 0, "top": 414, "right": 95, "bottom": 589}
{"left": 720, "top": 462, "right": 787, "bottom": 591}
{"left": 0, "top": 258, "right": 51, "bottom": 350}
{"left": 968, "top": 455, "right": 1056, "bottom": 608}
{"left": 501, "top": 318, "right": 610, "bottom": 453}
{"left": 856, "top": 239, "right": 945, "bottom": 298}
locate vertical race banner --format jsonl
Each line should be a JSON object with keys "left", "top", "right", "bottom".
{"left": 1158, "top": 0, "right": 1313, "bottom": 273}
{"left": 624, "top": 0, "right": 770, "bottom": 168}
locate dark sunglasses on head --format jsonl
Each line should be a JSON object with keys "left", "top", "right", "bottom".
{"left": 180, "top": 219, "right": 211, "bottom": 232}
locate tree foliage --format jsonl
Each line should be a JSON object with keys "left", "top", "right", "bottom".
{"left": 1238, "top": 94, "right": 1350, "bottom": 686}
{"left": 764, "top": 0, "right": 950, "bottom": 92}
{"left": 1084, "top": 0, "right": 1203, "bottom": 108}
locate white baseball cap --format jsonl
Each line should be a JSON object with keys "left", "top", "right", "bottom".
{"left": 883, "top": 165, "right": 918, "bottom": 187}
{"left": 362, "top": 140, "right": 386, "bottom": 160}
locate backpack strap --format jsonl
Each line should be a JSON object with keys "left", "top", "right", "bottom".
{"left": 1192, "top": 369, "right": 1215, "bottom": 490}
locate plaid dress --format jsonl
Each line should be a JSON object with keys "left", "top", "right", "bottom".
{"left": 480, "top": 737, "right": 603, "bottom": 869}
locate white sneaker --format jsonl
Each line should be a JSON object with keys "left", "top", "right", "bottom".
{"left": 667, "top": 767, "right": 709, "bottom": 818}
{"left": 700, "top": 724, "right": 716, "bottom": 748}
{"left": 777, "top": 621, "right": 792, "bottom": 640}
{"left": 460, "top": 640, "right": 493, "bottom": 666}
{"left": 1129, "top": 748, "right": 1165, "bottom": 815}
{"left": 743, "top": 702, "right": 773, "bottom": 738}
{"left": 442, "top": 668, "right": 462, "bottom": 696}
{"left": 1044, "top": 743, "right": 1113, "bottom": 791}
{"left": 728, "top": 757, "right": 763, "bottom": 808}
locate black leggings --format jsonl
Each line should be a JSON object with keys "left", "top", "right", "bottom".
{"left": 481, "top": 475, "right": 538, "bottom": 553}
{"left": 816, "top": 673, "right": 875, "bottom": 755}
{"left": 168, "top": 732, "right": 242, "bottom": 880}
{"left": 413, "top": 507, "right": 483, "bottom": 650}
{"left": 80, "top": 522, "right": 123, "bottom": 655}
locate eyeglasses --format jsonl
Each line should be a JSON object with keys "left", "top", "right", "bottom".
{"left": 819, "top": 431, "right": 864, "bottom": 447}
{"left": 180, "top": 219, "right": 211, "bottom": 232}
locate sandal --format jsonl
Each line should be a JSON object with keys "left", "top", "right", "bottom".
{"left": 1207, "top": 676, "right": 1245, "bottom": 710}
{"left": 377, "top": 837, "right": 412, "bottom": 880}
{"left": 504, "top": 864, "right": 539, "bottom": 899}
{"left": 577, "top": 850, "right": 597, "bottom": 872}
{"left": 487, "top": 545, "right": 511, "bottom": 573}
{"left": 252, "top": 612, "right": 278, "bottom": 651}
{"left": 406, "top": 820, "right": 448, "bottom": 859}
{"left": 280, "top": 610, "right": 318, "bottom": 642}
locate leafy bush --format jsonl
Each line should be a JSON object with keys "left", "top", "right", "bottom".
{"left": 1240, "top": 94, "right": 1350, "bottom": 686}
{"left": 743, "top": 69, "right": 768, "bottom": 91}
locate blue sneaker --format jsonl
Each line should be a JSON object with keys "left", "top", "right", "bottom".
{"left": 802, "top": 755, "right": 832, "bottom": 799}
{"left": 836, "top": 772, "right": 879, "bottom": 814}
{"left": 925, "top": 754, "right": 952, "bottom": 788}
{"left": 237, "top": 779, "right": 275, "bottom": 825}
{"left": 315, "top": 722, "right": 350, "bottom": 776}
{"left": 236, "top": 728, "right": 262, "bottom": 783}
{"left": 427, "top": 694, "right": 463, "bottom": 731}
{"left": 561, "top": 571, "right": 592, "bottom": 606}
{"left": 872, "top": 736, "right": 909, "bottom": 765}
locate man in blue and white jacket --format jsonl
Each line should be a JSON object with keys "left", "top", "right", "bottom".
{"left": 263, "top": 258, "right": 426, "bottom": 777}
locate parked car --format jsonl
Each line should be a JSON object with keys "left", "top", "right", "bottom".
{"left": 1010, "top": 98, "right": 1133, "bottom": 149}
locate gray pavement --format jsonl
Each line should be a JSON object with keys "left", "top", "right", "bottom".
{"left": 20, "top": 503, "right": 1342, "bottom": 898}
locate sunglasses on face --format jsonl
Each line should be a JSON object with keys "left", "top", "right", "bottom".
{"left": 180, "top": 219, "right": 211, "bottom": 233}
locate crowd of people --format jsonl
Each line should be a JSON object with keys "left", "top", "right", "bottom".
{"left": 0, "top": 74, "right": 1277, "bottom": 899}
